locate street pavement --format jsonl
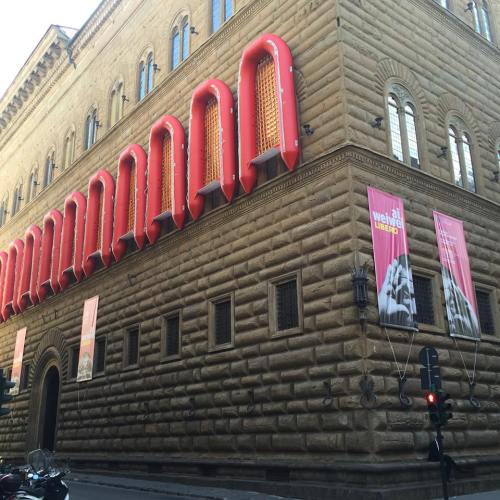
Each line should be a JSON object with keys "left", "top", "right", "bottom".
{"left": 69, "top": 481, "right": 196, "bottom": 499}
{"left": 67, "top": 473, "right": 292, "bottom": 500}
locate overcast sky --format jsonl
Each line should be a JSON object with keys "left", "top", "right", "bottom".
{"left": 0, "top": 0, "right": 102, "bottom": 99}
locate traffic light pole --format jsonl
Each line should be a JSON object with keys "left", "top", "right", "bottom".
{"left": 435, "top": 425, "right": 449, "bottom": 500}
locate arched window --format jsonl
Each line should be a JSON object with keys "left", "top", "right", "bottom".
{"left": 27, "top": 167, "right": 39, "bottom": 202}
{"left": 11, "top": 182, "right": 23, "bottom": 217}
{"left": 188, "top": 79, "right": 236, "bottom": 220}
{"left": 138, "top": 52, "right": 154, "bottom": 100}
{"left": 43, "top": 150, "right": 56, "bottom": 188}
{"left": 0, "top": 196, "right": 8, "bottom": 227}
{"left": 496, "top": 144, "right": 500, "bottom": 177}
{"left": 238, "top": 34, "right": 300, "bottom": 193}
{"left": 83, "top": 169, "right": 115, "bottom": 277}
{"left": 447, "top": 119, "right": 477, "bottom": 192}
{"left": 110, "top": 81, "right": 124, "bottom": 126}
{"left": 435, "top": 0, "right": 448, "bottom": 8}
{"left": 471, "top": 1, "right": 493, "bottom": 41}
{"left": 171, "top": 28, "right": 180, "bottom": 69}
{"left": 85, "top": 108, "right": 98, "bottom": 150}
{"left": 113, "top": 144, "right": 147, "bottom": 262}
{"left": 147, "top": 115, "right": 187, "bottom": 243}
{"left": 171, "top": 16, "right": 190, "bottom": 70}
{"left": 63, "top": 128, "right": 76, "bottom": 169}
{"left": 386, "top": 85, "right": 421, "bottom": 168}
{"left": 212, "top": 0, "right": 233, "bottom": 33}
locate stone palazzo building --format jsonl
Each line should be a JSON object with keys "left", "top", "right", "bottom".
{"left": 0, "top": 0, "right": 500, "bottom": 498}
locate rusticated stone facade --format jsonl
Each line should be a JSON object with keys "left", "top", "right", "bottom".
{"left": 0, "top": 0, "right": 500, "bottom": 498}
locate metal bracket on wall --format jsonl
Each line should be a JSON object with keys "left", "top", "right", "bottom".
{"left": 246, "top": 389, "right": 256, "bottom": 414}
{"left": 468, "top": 381, "right": 481, "bottom": 410}
{"left": 184, "top": 397, "right": 196, "bottom": 419}
{"left": 360, "top": 374, "right": 377, "bottom": 409}
{"left": 398, "top": 375, "right": 412, "bottom": 409}
{"left": 322, "top": 380, "right": 333, "bottom": 408}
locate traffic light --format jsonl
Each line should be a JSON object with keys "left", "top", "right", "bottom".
{"left": 425, "top": 392, "right": 440, "bottom": 425}
{"left": 437, "top": 390, "right": 453, "bottom": 427}
{"left": 0, "top": 369, "right": 15, "bottom": 417}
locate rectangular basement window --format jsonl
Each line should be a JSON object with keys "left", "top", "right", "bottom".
{"left": 476, "top": 289, "right": 495, "bottom": 335}
{"left": 269, "top": 272, "right": 303, "bottom": 337}
{"left": 162, "top": 312, "right": 181, "bottom": 359}
{"left": 69, "top": 345, "right": 80, "bottom": 379}
{"left": 94, "top": 337, "right": 106, "bottom": 375}
{"left": 20, "top": 363, "right": 30, "bottom": 391}
{"left": 413, "top": 275, "right": 435, "bottom": 325}
{"left": 124, "top": 327, "right": 140, "bottom": 368}
{"left": 209, "top": 293, "right": 234, "bottom": 351}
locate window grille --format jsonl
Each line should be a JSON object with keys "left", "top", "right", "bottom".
{"left": 94, "top": 338, "right": 106, "bottom": 374}
{"left": 448, "top": 122, "right": 476, "bottom": 192}
{"left": 276, "top": 279, "right": 299, "bottom": 331}
{"left": 214, "top": 300, "right": 232, "bottom": 346}
{"left": 96, "top": 187, "right": 104, "bottom": 250}
{"left": 476, "top": 290, "right": 495, "bottom": 334}
{"left": 204, "top": 97, "right": 220, "bottom": 185}
{"left": 70, "top": 345, "right": 80, "bottom": 379}
{"left": 161, "top": 132, "right": 173, "bottom": 213}
{"left": 413, "top": 275, "right": 435, "bottom": 325}
{"left": 165, "top": 314, "right": 180, "bottom": 357}
{"left": 127, "top": 327, "right": 139, "bottom": 366}
{"left": 20, "top": 363, "right": 30, "bottom": 390}
{"left": 255, "top": 55, "right": 279, "bottom": 156}
{"left": 127, "top": 166, "right": 135, "bottom": 233}
{"left": 138, "top": 62, "right": 146, "bottom": 100}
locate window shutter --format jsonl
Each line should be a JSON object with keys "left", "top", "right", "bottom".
{"left": 255, "top": 55, "right": 279, "bottom": 156}
{"left": 127, "top": 328, "right": 139, "bottom": 366}
{"left": 476, "top": 290, "right": 495, "bottom": 335}
{"left": 166, "top": 315, "right": 180, "bottom": 356}
{"left": 214, "top": 300, "right": 231, "bottom": 345}
{"left": 96, "top": 187, "right": 104, "bottom": 251}
{"left": 413, "top": 275, "right": 435, "bottom": 325}
{"left": 161, "top": 132, "right": 173, "bottom": 213}
{"left": 204, "top": 97, "right": 220, "bottom": 185}
{"left": 276, "top": 279, "right": 298, "bottom": 331}
{"left": 70, "top": 346, "right": 80, "bottom": 379}
{"left": 127, "top": 166, "right": 136, "bottom": 233}
{"left": 95, "top": 339, "right": 106, "bottom": 373}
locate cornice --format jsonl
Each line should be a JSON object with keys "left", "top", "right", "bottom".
{"left": 411, "top": 0, "right": 500, "bottom": 64}
{"left": 0, "top": 0, "right": 121, "bottom": 149}
{"left": 5, "top": 143, "right": 500, "bottom": 325}
{"left": 0, "top": 34, "right": 66, "bottom": 135}
{"left": 344, "top": 144, "right": 500, "bottom": 221}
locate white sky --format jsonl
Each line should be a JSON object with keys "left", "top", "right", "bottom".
{"left": 0, "top": 0, "right": 102, "bottom": 99}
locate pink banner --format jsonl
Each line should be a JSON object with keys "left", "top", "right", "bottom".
{"left": 433, "top": 211, "right": 479, "bottom": 340}
{"left": 77, "top": 295, "right": 99, "bottom": 382}
{"left": 10, "top": 327, "right": 26, "bottom": 395}
{"left": 368, "top": 187, "right": 417, "bottom": 331}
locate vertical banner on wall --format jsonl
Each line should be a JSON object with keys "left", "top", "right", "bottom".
{"left": 77, "top": 295, "right": 99, "bottom": 382}
{"left": 433, "top": 211, "right": 480, "bottom": 340}
{"left": 10, "top": 327, "right": 26, "bottom": 395}
{"left": 368, "top": 187, "right": 418, "bottom": 331}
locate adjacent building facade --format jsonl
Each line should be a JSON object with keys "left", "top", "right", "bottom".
{"left": 0, "top": 0, "right": 499, "bottom": 498}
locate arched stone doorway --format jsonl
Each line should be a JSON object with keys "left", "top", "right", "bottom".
{"left": 26, "top": 329, "right": 67, "bottom": 452}
{"left": 39, "top": 365, "right": 60, "bottom": 451}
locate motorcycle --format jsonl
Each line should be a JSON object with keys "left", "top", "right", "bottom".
{"left": 0, "top": 450, "right": 69, "bottom": 500}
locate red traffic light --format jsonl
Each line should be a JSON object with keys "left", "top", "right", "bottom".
{"left": 426, "top": 392, "right": 437, "bottom": 404}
